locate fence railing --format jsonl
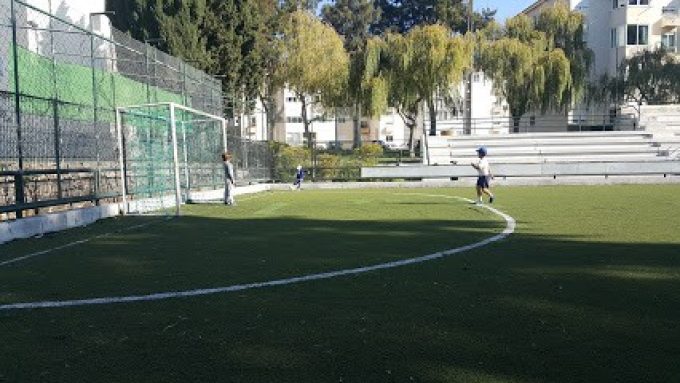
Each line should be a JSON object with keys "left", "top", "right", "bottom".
{"left": 424, "top": 113, "right": 640, "bottom": 136}
{"left": 0, "top": 0, "right": 224, "bottom": 220}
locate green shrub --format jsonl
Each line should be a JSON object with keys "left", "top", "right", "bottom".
{"left": 273, "top": 145, "right": 311, "bottom": 182}
{"left": 353, "top": 143, "right": 383, "bottom": 166}
{"left": 316, "top": 154, "right": 341, "bottom": 180}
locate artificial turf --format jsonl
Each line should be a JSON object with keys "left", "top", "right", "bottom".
{"left": 0, "top": 185, "right": 679, "bottom": 382}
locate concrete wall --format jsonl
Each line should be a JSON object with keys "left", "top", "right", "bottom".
{"left": 0, "top": 202, "right": 120, "bottom": 244}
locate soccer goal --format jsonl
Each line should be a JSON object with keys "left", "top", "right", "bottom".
{"left": 115, "top": 102, "right": 227, "bottom": 216}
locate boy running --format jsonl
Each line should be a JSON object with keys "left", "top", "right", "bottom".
{"left": 471, "top": 147, "right": 495, "bottom": 204}
{"left": 291, "top": 165, "right": 305, "bottom": 190}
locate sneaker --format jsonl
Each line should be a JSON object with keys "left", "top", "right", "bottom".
{"left": 489, "top": 196, "right": 495, "bottom": 204}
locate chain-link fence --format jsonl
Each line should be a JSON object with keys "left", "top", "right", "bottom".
{"left": 0, "top": 0, "right": 225, "bottom": 220}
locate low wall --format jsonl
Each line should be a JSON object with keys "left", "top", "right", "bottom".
{"left": 0, "top": 203, "right": 121, "bottom": 245}
{"left": 362, "top": 161, "right": 680, "bottom": 179}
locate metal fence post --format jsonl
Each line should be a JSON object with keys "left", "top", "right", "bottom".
{"left": 52, "top": 99, "right": 62, "bottom": 199}
{"left": 90, "top": 30, "right": 101, "bottom": 204}
{"left": 10, "top": 0, "right": 24, "bottom": 218}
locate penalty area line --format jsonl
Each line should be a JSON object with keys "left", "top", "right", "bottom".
{"left": 0, "top": 193, "right": 515, "bottom": 311}
{"left": 0, "top": 217, "right": 173, "bottom": 268}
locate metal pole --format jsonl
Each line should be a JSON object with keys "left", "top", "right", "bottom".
{"left": 182, "top": 62, "right": 188, "bottom": 106}
{"left": 115, "top": 107, "right": 128, "bottom": 215}
{"left": 181, "top": 121, "right": 190, "bottom": 198}
{"left": 48, "top": 0, "right": 62, "bottom": 200}
{"left": 10, "top": 0, "right": 24, "bottom": 218}
{"left": 52, "top": 99, "right": 62, "bottom": 199}
{"left": 169, "top": 104, "right": 182, "bottom": 217}
{"left": 144, "top": 43, "right": 151, "bottom": 103}
{"left": 464, "top": 0, "right": 474, "bottom": 136}
{"left": 90, "top": 26, "right": 101, "bottom": 202}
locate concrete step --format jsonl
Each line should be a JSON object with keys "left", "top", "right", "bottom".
{"left": 428, "top": 138, "right": 655, "bottom": 149}
{"left": 427, "top": 131, "right": 652, "bottom": 142}
{"left": 428, "top": 153, "right": 668, "bottom": 165}
{"left": 441, "top": 146, "right": 660, "bottom": 156}
{"left": 427, "top": 136, "right": 653, "bottom": 148}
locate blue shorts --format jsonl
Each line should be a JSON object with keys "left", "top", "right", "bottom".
{"left": 476, "top": 176, "right": 490, "bottom": 188}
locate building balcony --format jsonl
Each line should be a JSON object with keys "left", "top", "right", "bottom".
{"left": 660, "top": 7, "right": 680, "bottom": 30}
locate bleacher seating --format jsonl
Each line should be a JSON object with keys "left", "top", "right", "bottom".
{"left": 425, "top": 132, "right": 680, "bottom": 165}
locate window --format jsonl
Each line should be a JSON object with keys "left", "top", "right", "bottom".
{"left": 611, "top": 28, "right": 617, "bottom": 48}
{"left": 286, "top": 97, "right": 298, "bottom": 103}
{"left": 286, "top": 116, "right": 303, "bottom": 123}
{"left": 386, "top": 135, "right": 394, "bottom": 142}
{"left": 473, "top": 73, "right": 481, "bottom": 83}
{"left": 613, "top": 0, "right": 618, "bottom": 9}
{"left": 627, "top": 25, "right": 648, "bottom": 45}
{"left": 529, "top": 116, "right": 536, "bottom": 127}
{"left": 628, "top": 0, "right": 649, "bottom": 5}
{"left": 662, "top": 33, "right": 676, "bottom": 50}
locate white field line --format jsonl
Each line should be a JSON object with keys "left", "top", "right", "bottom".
{"left": 0, "top": 193, "right": 515, "bottom": 311}
{"left": 0, "top": 218, "right": 172, "bottom": 268}
{"left": 0, "top": 193, "right": 279, "bottom": 268}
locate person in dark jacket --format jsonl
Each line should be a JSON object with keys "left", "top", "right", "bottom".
{"left": 291, "top": 165, "right": 305, "bottom": 190}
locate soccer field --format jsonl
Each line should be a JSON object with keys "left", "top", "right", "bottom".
{"left": 1, "top": 185, "right": 679, "bottom": 382}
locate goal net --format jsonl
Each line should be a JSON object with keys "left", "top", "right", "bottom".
{"left": 116, "top": 103, "right": 227, "bottom": 216}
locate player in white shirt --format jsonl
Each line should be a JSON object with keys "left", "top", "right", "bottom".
{"left": 470, "top": 147, "right": 495, "bottom": 205}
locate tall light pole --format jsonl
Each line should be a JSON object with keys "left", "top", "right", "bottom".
{"left": 464, "top": 0, "right": 474, "bottom": 135}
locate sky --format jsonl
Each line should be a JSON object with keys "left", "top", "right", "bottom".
{"left": 317, "top": 1, "right": 540, "bottom": 24}
{"left": 476, "top": 0, "right": 538, "bottom": 22}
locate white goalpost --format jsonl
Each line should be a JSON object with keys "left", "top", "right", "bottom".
{"left": 115, "top": 102, "right": 228, "bottom": 216}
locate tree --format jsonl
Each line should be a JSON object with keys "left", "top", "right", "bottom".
{"left": 280, "top": 0, "right": 320, "bottom": 13}
{"left": 372, "top": 0, "right": 495, "bottom": 35}
{"left": 535, "top": 3, "right": 592, "bottom": 111}
{"left": 406, "top": 24, "right": 472, "bottom": 136}
{"left": 322, "top": 0, "right": 380, "bottom": 147}
{"left": 205, "top": 0, "right": 273, "bottom": 117}
{"left": 322, "top": 0, "right": 380, "bottom": 53}
{"left": 106, "top": 0, "right": 160, "bottom": 42}
{"left": 621, "top": 48, "right": 680, "bottom": 105}
{"left": 106, "top": 0, "right": 211, "bottom": 68}
{"left": 382, "top": 33, "right": 422, "bottom": 156}
{"left": 277, "top": 11, "right": 349, "bottom": 148}
{"left": 593, "top": 48, "right": 680, "bottom": 108}
{"left": 480, "top": 14, "right": 573, "bottom": 133}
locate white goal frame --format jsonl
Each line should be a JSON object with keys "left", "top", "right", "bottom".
{"left": 115, "top": 102, "right": 228, "bottom": 216}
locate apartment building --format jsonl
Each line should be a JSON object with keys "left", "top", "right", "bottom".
{"left": 524, "top": 0, "right": 679, "bottom": 78}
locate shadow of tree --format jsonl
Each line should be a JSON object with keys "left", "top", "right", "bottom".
{"left": 0, "top": 213, "right": 678, "bottom": 383}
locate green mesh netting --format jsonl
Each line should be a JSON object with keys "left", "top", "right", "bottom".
{"left": 119, "top": 104, "right": 225, "bottom": 215}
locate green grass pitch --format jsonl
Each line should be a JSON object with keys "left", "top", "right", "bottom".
{"left": 1, "top": 185, "right": 679, "bottom": 382}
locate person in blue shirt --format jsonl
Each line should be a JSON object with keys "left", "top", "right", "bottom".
{"left": 291, "top": 165, "right": 305, "bottom": 190}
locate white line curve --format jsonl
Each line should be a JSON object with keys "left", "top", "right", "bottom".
{"left": 0, "top": 194, "right": 515, "bottom": 311}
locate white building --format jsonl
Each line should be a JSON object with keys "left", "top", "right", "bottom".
{"left": 519, "top": 0, "right": 679, "bottom": 132}
{"left": 1, "top": 0, "right": 112, "bottom": 94}
{"left": 523, "top": 0, "right": 679, "bottom": 78}
{"left": 240, "top": 73, "right": 509, "bottom": 145}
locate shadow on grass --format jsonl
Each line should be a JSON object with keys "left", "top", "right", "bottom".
{"left": 0, "top": 214, "right": 678, "bottom": 383}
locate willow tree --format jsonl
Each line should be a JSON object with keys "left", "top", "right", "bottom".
{"left": 322, "top": 0, "right": 380, "bottom": 148}
{"left": 406, "top": 24, "right": 473, "bottom": 136}
{"left": 535, "top": 3, "right": 592, "bottom": 110}
{"left": 277, "top": 11, "right": 349, "bottom": 148}
{"left": 382, "top": 33, "right": 421, "bottom": 156}
{"left": 480, "top": 14, "right": 572, "bottom": 133}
